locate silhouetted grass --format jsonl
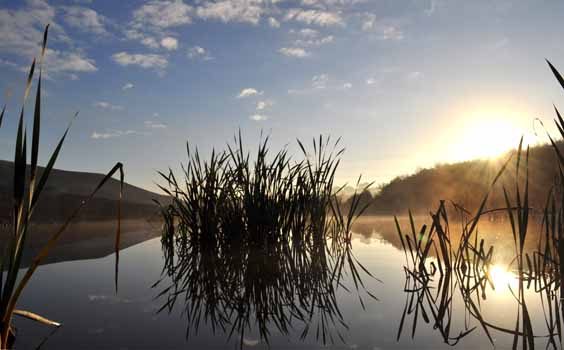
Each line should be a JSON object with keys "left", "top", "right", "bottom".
{"left": 155, "top": 134, "right": 376, "bottom": 347}
{"left": 395, "top": 59, "right": 564, "bottom": 350}
{"left": 0, "top": 25, "right": 124, "bottom": 348}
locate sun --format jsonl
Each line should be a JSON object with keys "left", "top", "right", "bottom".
{"left": 456, "top": 119, "right": 521, "bottom": 160}
{"left": 447, "top": 112, "right": 536, "bottom": 162}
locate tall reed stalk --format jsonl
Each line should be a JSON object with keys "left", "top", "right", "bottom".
{"left": 0, "top": 25, "right": 124, "bottom": 348}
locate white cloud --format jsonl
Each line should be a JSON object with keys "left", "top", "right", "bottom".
{"left": 187, "top": 46, "right": 213, "bottom": 60}
{"left": 278, "top": 47, "right": 310, "bottom": 58}
{"left": 122, "top": 82, "right": 134, "bottom": 90}
{"left": 268, "top": 17, "right": 280, "bottom": 28}
{"left": 378, "top": 25, "right": 403, "bottom": 40}
{"left": 196, "top": 0, "right": 265, "bottom": 25}
{"left": 91, "top": 131, "right": 118, "bottom": 139}
{"left": 112, "top": 52, "right": 168, "bottom": 69}
{"left": 91, "top": 129, "right": 144, "bottom": 139}
{"left": 250, "top": 114, "right": 269, "bottom": 121}
{"left": 298, "top": 28, "right": 319, "bottom": 37}
{"left": 144, "top": 120, "right": 167, "bottom": 129}
{"left": 361, "top": 14, "right": 403, "bottom": 40}
{"left": 133, "top": 0, "right": 193, "bottom": 28}
{"left": 62, "top": 6, "right": 108, "bottom": 34}
{"left": 284, "top": 8, "right": 343, "bottom": 26}
{"left": 44, "top": 49, "right": 98, "bottom": 73}
{"left": 237, "top": 88, "right": 263, "bottom": 98}
{"left": 294, "top": 35, "right": 334, "bottom": 47}
{"left": 0, "top": 0, "right": 97, "bottom": 78}
{"left": 343, "top": 82, "right": 352, "bottom": 89}
{"left": 365, "top": 77, "right": 377, "bottom": 85}
{"left": 160, "top": 37, "right": 179, "bottom": 50}
{"left": 312, "top": 73, "right": 329, "bottom": 89}
{"left": 127, "top": 1, "right": 193, "bottom": 51}
{"left": 93, "top": 101, "right": 123, "bottom": 110}
{"left": 256, "top": 100, "right": 273, "bottom": 110}
{"left": 0, "top": 58, "right": 24, "bottom": 71}
{"left": 124, "top": 29, "right": 160, "bottom": 49}
{"left": 361, "top": 13, "right": 375, "bottom": 31}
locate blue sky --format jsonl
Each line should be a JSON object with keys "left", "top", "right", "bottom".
{"left": 1, "top": 0, "right": 564, "bottom": 191}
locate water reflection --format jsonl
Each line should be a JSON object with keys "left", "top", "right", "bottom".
{"left": 9, "top": 215, "right": 564, "bottom": 349}
{"left": 0, "top": 220, "right": 159, "bottom": 267}
{"left": 388, "top": 200, "right": 564, "bottom": 350}
{"left": 154, "top": 223, "right": 377, "bottom": 348}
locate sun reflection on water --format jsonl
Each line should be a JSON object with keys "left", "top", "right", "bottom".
{"left": 488, "top": 264, "right": 518, "bottom": 292}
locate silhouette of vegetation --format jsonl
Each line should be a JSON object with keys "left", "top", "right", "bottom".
{"left": 0, "top": 25, "right": 124, "bottom": 348}
{"left": 395, "top": 59, "right": 564, "bottom": 349}
{"left": 341, "top": 142, "right": 562, "bottom": 216}
{"left": 154, "top": 135, "right": 377, "bottom": 347}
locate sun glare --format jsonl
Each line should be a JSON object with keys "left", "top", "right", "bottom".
{"left": 488, "top": 264, "right": 518, "bottom": 292}
{"left": 448, "top": 113, "right": 537, "bottom": 162}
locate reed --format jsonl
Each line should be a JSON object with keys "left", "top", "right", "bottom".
{"left": 395, "top": 59, "right": 564, "bottom": 349}
{"left": 0, "top": 25, "right": 124, "bottom": 348}
{"left": 155, "top": 134, "right": 377, "bottom": 347}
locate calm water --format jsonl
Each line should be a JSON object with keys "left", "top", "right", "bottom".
{"left": 10, "top": 217, "right": 556, "bottom": 349}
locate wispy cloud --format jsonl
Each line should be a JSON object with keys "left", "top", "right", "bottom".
{"left": 187, "top": 46, "right": 213, "bottom": 60}
{"left": 278, "top": 47, "right": 310, "bottom": 58}
{"left": 125, "top": 1, "right": 191, "bottom": 51}
{"left": 256, "top": 100, "right": 273, "bottom": 111}
{"left": 44, "top": 49, "right": 98, "bottom": 73}
{"left": 91, "top": 129, "right": 145, "bottom": 139}
{"left": 0, "top": 0, "right": 97, "bottom": 78}
{"left": 361, "top": 14, "right": 403, "bottom": 40}
{"left": 365, "top": 77, "right": 378, "bottom": 85}
{"left": 361, "top": 13, "right": 376, "bottom": 31}
{"left": 288, "top": 73, "right": 332, "bottom": 94}
{"left": 268, "top": 17, "right": 280, "bottom": 28}
{"left": 122, "top": 82, "right": 134, "bottom": 90}
{"left": 132, "top": 0, "right": 193, "bottom": 28}
{"left": 112, "top": 52, "right": 168, "bottom": 69}
{"left": 377, "top": 25, "right": 403, "bottom": 40}
{"left": 343, "top": 82, "right": 352, "bottom": 89}
{"left": 284, "top": 8, "right": 344, "bottom": 27}
{"left": 249, "top": 114, "right": 269, "bottom": 121}
{"left": 144, "top": 120, "right": 167, "bottom": 129}
{"left": 312, "top": 74, "right": 329, "bottom": 89}
{"left": 196, "top": 0, "right": 266, "bottom": 25}
{"left": 93, "top": 101, "right": 123, "bottom": 110}
{"left": 62, "top": 6, "right": 108, "bottom": 35}
{"left": 237, "top": 88, "right": 263, "bottom": 98}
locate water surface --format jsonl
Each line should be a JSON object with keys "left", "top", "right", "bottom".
{"left": 11, "top": 216, "right": 557, "bottom": 349}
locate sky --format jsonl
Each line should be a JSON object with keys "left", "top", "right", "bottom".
{"left": 1, "top": 0, "right": 564, "bottom": 192}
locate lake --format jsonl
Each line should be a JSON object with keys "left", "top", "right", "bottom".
{"left": 10, "top": 216, "right": 557, "bottom": 349}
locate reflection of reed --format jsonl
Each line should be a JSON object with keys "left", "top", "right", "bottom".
{"left": 154, "top": 136, "right": 376, "bottom": 347}
{"left": 397, "top": 134, "right": 564, "bottom": 349}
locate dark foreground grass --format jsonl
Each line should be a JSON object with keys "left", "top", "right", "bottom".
{"left": 154, "top": 134, "right": 378, "bottom": 347}
{"left": 0, "top": 25, "right": 123, "bottom": 348}
{"left": 395, "top": 60, "right": 564, "bottom": 349}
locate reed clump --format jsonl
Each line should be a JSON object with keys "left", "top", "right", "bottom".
{"left": 155, "top": 134, "right": 377, "bottom": 347}
{"left": 395, "top": 59, "right": 564, "bottom": 349}
{"left": 0, "top": 25, "right": 123, "bottom": 348}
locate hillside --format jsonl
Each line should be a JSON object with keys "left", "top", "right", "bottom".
{"left": 0, "top": 160, "right": 166, "bottom": 223}
{"left": 342, "top": 141, "right": 562, "bottom": 216}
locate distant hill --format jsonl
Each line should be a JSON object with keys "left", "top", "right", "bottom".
{"left": 0, "top": 160, "right": 167, "bottom": 223}
{"left": 341, "top": 142, "right": 562, "bottom": 216}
